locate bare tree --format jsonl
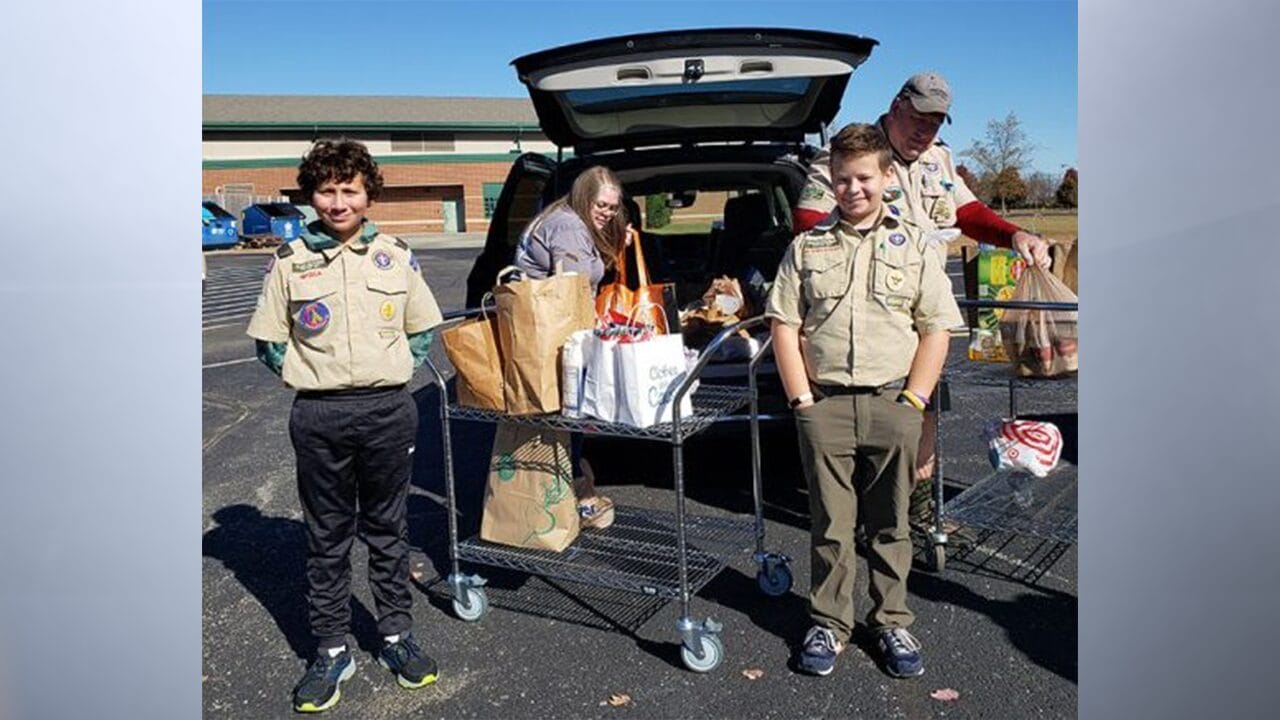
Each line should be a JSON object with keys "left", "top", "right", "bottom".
{"left": 960, "top": 112, "right": 1035, "bottom": 213}
{"left": 1024, "top": 171, "right": 1057, "bottom": 208}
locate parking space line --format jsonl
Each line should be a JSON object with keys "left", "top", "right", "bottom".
{"left": 203, "top": 357, "right": 257, "bottom": 369}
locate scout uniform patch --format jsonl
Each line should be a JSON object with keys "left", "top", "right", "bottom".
{"left": 373, "top": 250, "right": 394, "bottom": 270}
{"left": 380, "top": 301, "right": 396, "bottom": 321}
{"left": 299, "top": 301, "right": 331, "bottom": 332}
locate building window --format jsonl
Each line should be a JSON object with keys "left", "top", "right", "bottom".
{"left": 482, "top": 183, "right": 503, "bottom": 218}
{"left": 390, "top": 132, "right": 455, "bottom": 152}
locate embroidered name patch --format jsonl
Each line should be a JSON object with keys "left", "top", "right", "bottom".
{"left": 298, "top": 301, "right": 331, "bottom": 332}
{"left": 373, "top": 250, "right": 393, "bottom": 270}
{"left": 292, "top": 259, "right": 325, "bottom": 273}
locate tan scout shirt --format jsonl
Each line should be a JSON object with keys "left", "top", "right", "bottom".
{"left": 247, "top": 231, "right": 443, "bottom": 391}
{"left": 764, "top": 207, "right": 964, "bottom": 387}
{"left": 797, "top": 116, "right": 979, "bottom": 257}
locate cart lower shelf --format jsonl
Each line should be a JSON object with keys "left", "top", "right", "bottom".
{"left": 457, "top": 505, "right": 757, "bottom": 599}
{"left": 943, "top": 465, "right": 1078, "bottom": 545}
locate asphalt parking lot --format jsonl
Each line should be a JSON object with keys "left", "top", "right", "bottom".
{"left": 202, "top": 240, "right": 1077, "bottom": 719}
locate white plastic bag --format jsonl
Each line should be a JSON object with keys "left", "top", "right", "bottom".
{"left": 615, "top": 333, "right": 695, "bottom": 428}
{"left": 580, "top": 334, "right": 620, "bottom": 423}
{"left": 983, "top": 419, "right": 1064, "bottom": 478}
{"left": 560, "top": 330, "right": 592, "bottom": 419}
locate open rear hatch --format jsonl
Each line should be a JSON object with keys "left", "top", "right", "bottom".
{"left": 513, "top": 28, "right": 877, "bottom": 154}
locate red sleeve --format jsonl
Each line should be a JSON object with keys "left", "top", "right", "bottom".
{"left": 955, "top": 201, "right": 1022, "bottom": 248}
{"left": 792, "top": 207, "right": 828, "bottom": 234}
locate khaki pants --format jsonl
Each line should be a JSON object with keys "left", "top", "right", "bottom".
{"left": 795, "top": 391, "right": 921, "bottom": 642}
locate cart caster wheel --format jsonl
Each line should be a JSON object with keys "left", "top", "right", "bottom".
{"left": 680, "top": 634, "right": 724, "bottom": 673}
{"left": 756, "top": 563, "right": 793, "bottom": 597}
{"left": 452, "top": 586, "right": 489, "bottom": 622}
{"left": 928, "top": 544, "right": 946, "bottom": 573}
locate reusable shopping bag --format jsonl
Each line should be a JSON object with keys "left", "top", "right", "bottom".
{"left": 494, "top": 266, "right": 596, "bottom": 415}
{"left": 480, "top": 424, "right": 580, "bottom": 552}
{"left": 999, "top": 266, "right": 1079, "bottom": 377}
{"left": 595, "top": 229, "right": 675, "bottom": 334}
{"left": 984, "top": 419, "right": 1064, "bottom": 478}
{"left": 615, "top": 333, "right": 695, "bottom": 428}
{"left": 439, "top": 296, "right": 505, "bottom": 411}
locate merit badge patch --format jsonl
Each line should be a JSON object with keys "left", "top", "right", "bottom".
{"left": 884, "top": 186, "right": 904, "bottom": 201}
{"left": 888, "top": 204, "right": 901, "bottom": 217}
{"left": 889, "top": 233, "right": 907, "bottom": 247}
{"left": 373, "top": 250, "right": 393, "bottom": 270}
{"left": 298, "top": 301, "right": 331, "bottom": 332}
{"left": 380, "top": 301, "right": 395, "bottom": 321}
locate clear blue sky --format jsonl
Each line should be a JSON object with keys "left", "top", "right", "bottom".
{"left": 203, "top": 0, "right": 1076, "bottom": 175}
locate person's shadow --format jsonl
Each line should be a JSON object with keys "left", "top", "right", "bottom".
{"left": 202, "top": 504, "right": 384, "bottom": 659}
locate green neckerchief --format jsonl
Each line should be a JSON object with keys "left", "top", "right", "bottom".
{"left": 299, "top": 219, "right": 380, "bottom": 252}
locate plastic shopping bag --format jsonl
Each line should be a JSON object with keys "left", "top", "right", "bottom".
{"left": 560, "top": 330, "right": 591, "bottom": 419}
{"left": 984, "top": 419, "right": 1064, "bottom": 478}
{"left": 615, "top": 333, "right": 695, "bottom": 428}
{"left": 999, "top": 266, "right": 1079, "bottom": 377}
{"left": 580, "top": 333, "right": 621, "bottom": 423}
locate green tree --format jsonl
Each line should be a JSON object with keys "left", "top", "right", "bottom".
{"left": 993, "top": 167, "right": 1027, "bottom": 208}
{"left": 645, "top": 194, "right": 671, "bottom": 229}
{"left": 1056, "top": 168, "right": 1078, "bottom": 208}
{"left": 960, "top": 112, "right": 1035, "bottom": 213}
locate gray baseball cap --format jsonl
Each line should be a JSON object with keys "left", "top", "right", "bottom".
{"left": 900, "top": 72, "right": 953, "bottom": 123}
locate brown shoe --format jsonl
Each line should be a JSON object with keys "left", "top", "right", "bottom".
{"left": 577, "top": 495, "right": 615, "bottom": 530}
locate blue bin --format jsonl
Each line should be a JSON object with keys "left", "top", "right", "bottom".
{"left": 202, "top": 201, "right": 239, "bottom": 250}
{"left": 241, "top": 202, "right": 306, "bottom": 243}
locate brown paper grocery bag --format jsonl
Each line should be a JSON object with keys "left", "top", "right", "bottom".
{"left": 439, "top": 305, "right": 505, "bottom": 411}
{"left": 494, "top": 268, "right": 595, "bottom": 415}
{"left": 479, "top": 424, "right": 580, "bottom": 552}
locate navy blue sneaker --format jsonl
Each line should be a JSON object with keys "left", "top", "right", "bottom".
{"left": 292, "top": 649, "right": 355, "bottom": 713}
{"left": 378, "top": 632, "right": 439, "bottom": 689}
{"left": 877, "top": 628, "right": 925, "bottom": 678}
{"left": 797, "top": 626, "right": 844, "bottom": 676}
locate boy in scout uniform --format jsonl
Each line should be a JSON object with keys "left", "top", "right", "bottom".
{"left": 793, "top": 72, "right": 1054, "bottom": 533}
{"left": 247, "top": 140, "right": 444, "bottom": 713}
{"left": 766, "top": 124, "right": 963, "bottom": 678}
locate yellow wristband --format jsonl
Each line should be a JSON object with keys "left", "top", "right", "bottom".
{"left": 897, "top": 389, "right": 927, "bottom": 411}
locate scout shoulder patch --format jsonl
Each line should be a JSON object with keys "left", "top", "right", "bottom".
{"left": 801, "top": 183, "right": 827, "bottom": 201}
{"left": 803, "top": 233, "right": 840, "bottom": 250}
{"left": 292, "top": 258, "right": 326, "bottom": 273}
{"left": 275, "top": 243, "right": 295, "bottom": 258}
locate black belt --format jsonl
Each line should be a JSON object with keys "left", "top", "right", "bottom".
{"left": 297, "top": 384, "right": 406, "bottom": 400}
{"left": 813, "top": 382, "right": 902, "bottom": 398}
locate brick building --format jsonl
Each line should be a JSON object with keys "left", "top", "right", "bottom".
{"left": 203, "top": 95, "right": 559, "bottom": 235}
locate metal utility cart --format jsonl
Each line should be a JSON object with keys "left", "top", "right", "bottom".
{"left": 923, "top": 298, "right": 1079, "bottom": 573}
{"left": 422, "top": 314, "right": 790, "bottom": 672}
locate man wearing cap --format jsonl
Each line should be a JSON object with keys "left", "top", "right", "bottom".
{"left": 793, "top": 72, "right": 1056, "bottom": 534}
{"left": 796, "top": 72, "right": 1053, "bottom": 267}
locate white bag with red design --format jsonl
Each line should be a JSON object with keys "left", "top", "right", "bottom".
{"left": 983, "top": 420, "right": 1063, "bottom": 478}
